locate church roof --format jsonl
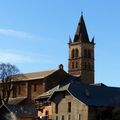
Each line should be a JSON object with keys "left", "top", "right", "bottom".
{"left": 49, "top": 83, "right": 120, "bottom": 107}
{"left": 74, "top": 14, "right": 90, "bottom": 43}
{"left": 16, "top": 70, "right": 57, "bottom": 81}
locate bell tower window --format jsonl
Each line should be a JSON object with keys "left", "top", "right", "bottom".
{"left": 75, "top": 49, "right": 79, "bottom": 58}
{"left": 72, "top": 49, "right": 75, "bottom": 58}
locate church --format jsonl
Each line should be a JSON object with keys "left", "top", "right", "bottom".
{"left": 35, "top": 14, "right": 120, "bottom": 120}
{"left": 1, "top": 14, "right": 120, "bottom": 120}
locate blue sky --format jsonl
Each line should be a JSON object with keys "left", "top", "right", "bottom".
{"left": 0, "top": 0, "right": 120, "bottom": 86}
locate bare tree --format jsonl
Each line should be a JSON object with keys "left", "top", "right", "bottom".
{"left": 0, "top": 63, "right": 21, "bottom": 104}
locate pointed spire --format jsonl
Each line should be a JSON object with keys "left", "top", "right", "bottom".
{"left": 74, "top": 13, "right": 90, "bottom": 43}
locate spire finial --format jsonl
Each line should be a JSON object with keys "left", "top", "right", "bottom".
{"left": 81, "top": 11, "right": 83, "bottom": 16}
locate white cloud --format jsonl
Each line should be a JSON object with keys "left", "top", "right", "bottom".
{"left": 0, "top": 28, "right": 33, "bottom": 39}
{"left": 0, "top": 52, "right": 32, "bottom": 63}
{"left": 0, "top": 50, "right": 53, "bottom": 64}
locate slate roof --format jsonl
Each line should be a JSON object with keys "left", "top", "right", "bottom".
{"left": 49, "top": 83, "right": 120, "bottom": 107}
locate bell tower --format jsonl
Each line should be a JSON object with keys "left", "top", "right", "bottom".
{"left": 68, "top": 14, "right": 95, "bottom": 84}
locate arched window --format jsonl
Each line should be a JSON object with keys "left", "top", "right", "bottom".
{"left": 75, "top": 49, "right": 79, "bottom": 58}
{"left": 88, "top": 49, "right": 91, "bottom": 58}
{"left": 84, "top": 49, "right": 87, "bottom": 58}
{"left": 72, "top": 49, "right": 75, "bottom": 58}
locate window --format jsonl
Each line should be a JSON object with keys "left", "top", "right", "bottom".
{"left": 84, "top": 49, "right": 87, "bottom": 58}
{"left": 72, "top": 49, "right": 75, "bottom": 58}
{"left": 62, "top": 115, "right": 64, "bottom": 120}
{"left": 68, "top": 102, "right": 71, "bottom": 112}
{"left": 34, "top": 84, "right": 37, "bottom": 92}
{"left": 75, "top": 49, "right": 79, "bottom": 58}
{"left": 68, "top": 115, "right": 71, "bottom": 120}
{"left": 55, "top": 103, "right": 58, "bottom": 114}
{"left": 78, "top": 114, "right": 81, "bottom": 120}
{"left": 55, "top": 116, "right": 58, "bottom": 120}
{"left": 45, "top": 110, "right": 49, "bottom": 116}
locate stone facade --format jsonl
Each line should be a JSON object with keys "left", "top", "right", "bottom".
{"left": 51, "top": 91, "right": 88, "bottom": 120}
{"left": 50, "top": 90, "right": 120, "bottom": 120}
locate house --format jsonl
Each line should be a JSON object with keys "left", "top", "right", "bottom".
{"left": 49, "top": 82, "right": 120, "bottom": 120}
{"left": 35, "top": 81, "right": 120, "bottom": 120}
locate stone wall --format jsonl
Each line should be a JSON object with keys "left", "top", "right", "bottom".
{"left": 51, "top": 91, "right": 88, "bottom": 120}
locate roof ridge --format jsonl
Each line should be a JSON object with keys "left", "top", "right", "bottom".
{"left": 24, "top": 69, "right": 57, "bottom": 75}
